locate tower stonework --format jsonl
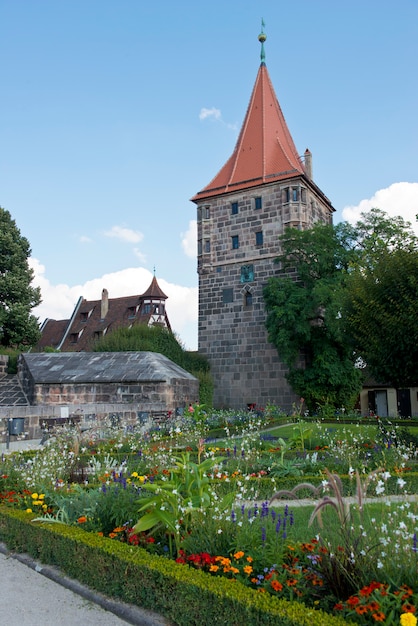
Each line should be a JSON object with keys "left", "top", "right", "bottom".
{"left": 191, "top": 30, "right": 334, "bottom": 411}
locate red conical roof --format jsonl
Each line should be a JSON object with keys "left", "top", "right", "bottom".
{"left": 192, "top": 60, "right": 305, "bottom": 202}
{"left": 140, "top": 275, "right": 168, "bottom": 300}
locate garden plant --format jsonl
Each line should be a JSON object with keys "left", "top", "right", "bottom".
{"left": 0, "top": 405, "right": 417, "bottom": 625}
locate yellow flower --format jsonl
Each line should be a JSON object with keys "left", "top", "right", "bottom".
{"left": 38, "top": 494, "right": 45, "bottom": 500}
{"left": 131, "top": 472, "right": 138, "bottom": 478}
{"left": 31, "top": 493, "right": 38, "bottom": 500}
{"left": 25, "top": 508, "right": 33, "bottom": 513}
{"left": 400, "top": 614, "right": 417, "bottom": 626}
{"left": 243, "top": 565, "right": 253, "bottom": 575}
{"left": 138, "top": 476, "right": 146, "bottom": 483}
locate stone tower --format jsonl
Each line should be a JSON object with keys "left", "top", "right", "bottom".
{"left": 191, "top": 27, "right": 334, "bottom": 411}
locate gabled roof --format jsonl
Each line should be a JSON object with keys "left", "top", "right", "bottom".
{"left": 21, "top": 352, "right": 197, "bottom": 384}
{"left": 192, "top": 30, "right": 306, "bottom": 202}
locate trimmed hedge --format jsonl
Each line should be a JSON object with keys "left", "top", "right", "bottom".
{"left": 0, "top": 507, "right": 353, "bottom": 626}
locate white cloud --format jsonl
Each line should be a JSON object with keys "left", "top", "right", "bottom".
{"left": 79, "top": 235, "right": 92, "bottom": 243}
{"left": 103, "top": 225, "right": 144, "bottom": 243}
{"left": 342, "top": 182, "right": 418, "bottom": 235}
{"left": 199, "top": 107, "right": 221, "bottom": 121}
{"left": 181, "top": 220, "right": 197, "bottom": 258}
{"left": 31, "top": 262, "right": 198, "bottom": 351}
{"left": 133, "top": 247, "right": 147, "bottom": 263}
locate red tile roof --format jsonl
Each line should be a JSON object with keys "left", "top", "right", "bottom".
{"left": 192, "top": 59, "right": 305, "bottom": 202}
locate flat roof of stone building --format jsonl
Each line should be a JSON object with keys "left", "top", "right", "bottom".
{"left": 21, "top": 352, "right": 197, "bottom": 384}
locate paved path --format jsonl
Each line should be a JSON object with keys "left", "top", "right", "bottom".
{"left": 0, "top": 544, "right": 173, "bottom": 626}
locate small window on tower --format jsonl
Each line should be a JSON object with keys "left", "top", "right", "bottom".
{"left": 231, "top": 201, "right": 238, "bottom": 215}
{"left": 232, "top": 235, "right": 239, "bottom": 249}
{"left": 255, "top": 196, "right": 262, "bottom": 210}
{"left": 244, "top": 291, "right": 253, "bottom": 307}
{"left": 204, "top": 206, "right": 210, "bottom": 219}
{"left": 284, "top": 188, "right": 290, "bottom": 203}
{"left": 222, "top": 288, "right": 234, "bottom": 304}
{"left": 204, "top": 239, "right": 210, "bottom": 253}
{"left": 198, "top": 239, "right": 202, "bottom": 255}
{"left": 292, "top": 188, "right": 298, "bottom": 202}
{"left": 255, "top": 231, "right": 263, "bottom": 246}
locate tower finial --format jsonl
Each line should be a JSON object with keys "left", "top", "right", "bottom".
{"left": 258, "top": 18, "right": 266, "bottom": 64}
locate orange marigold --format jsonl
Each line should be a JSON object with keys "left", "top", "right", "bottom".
{"left": 271, "top": 580, "right": 283, "bottom": 592}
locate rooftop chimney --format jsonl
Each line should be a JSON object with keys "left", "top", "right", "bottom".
{"left": 101, "top": 288, "right": 109, "bottom": 319}
{"left": 304, "top": 148, "right": 313, "bottom": 179}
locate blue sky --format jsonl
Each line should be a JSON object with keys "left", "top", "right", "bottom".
{"left": 1, "top": 1, "right": 417, "bottom": 350}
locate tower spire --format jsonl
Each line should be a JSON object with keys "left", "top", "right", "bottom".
{"left": 258, "top": 18, "right": 266, "bottom": 65}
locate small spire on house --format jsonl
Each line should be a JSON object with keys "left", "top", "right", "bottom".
{"left": 258, "top": 18, "right": 266, "bottom": 64}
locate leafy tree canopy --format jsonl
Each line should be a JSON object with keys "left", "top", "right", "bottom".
{"left": 264, "top": 223, "right": 362, "bottom": 412}
{"left": 263, "top": 209, "right": 418, "bottom": 412}
{"left": 0, "top": 207, "right": 41, "bottom": 349}
{"left": 345, "top": 247, "right": 418, "bottom": 388}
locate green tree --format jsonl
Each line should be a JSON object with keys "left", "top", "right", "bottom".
{"left": 345, "top": 247, "right": 418, "bottom": 387}
{"left": 0, "top": 207, "right": 41, "bottom": 349}
{"left": 263, "top": 223, "right": 362, "bottom": 412}
{"left": 264, "top": 209, "right": 418, "bottom": 411}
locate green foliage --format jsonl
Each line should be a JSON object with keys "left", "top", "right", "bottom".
{"left": 264, "top": 222, "right": 362, "bottom": 412}
{"left": 345, "top": 247, "right": 418, "bottom": 387}
{"left": 134, "top": 451, "right": 235, "bottom": 557}
{"left": 0, "top": 206, "right": 41, "bottom": 348}
{"left": 264, "top": 209, "right": 418, "bottom": 411}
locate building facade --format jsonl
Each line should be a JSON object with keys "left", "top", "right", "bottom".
{"left": 191, "top": 28, "right": 334, "bottom": 410}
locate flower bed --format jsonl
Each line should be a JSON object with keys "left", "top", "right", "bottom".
{"left": 0, "top": 407, "right": 417, "bottom": 625}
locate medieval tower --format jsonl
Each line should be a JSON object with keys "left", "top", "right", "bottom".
{"left": 191, "top": 27, "right": 334, "bottom": 411}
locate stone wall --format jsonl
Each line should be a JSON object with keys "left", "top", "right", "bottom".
{"left": 0, "top": 402, "right": 172, "bottom": 443}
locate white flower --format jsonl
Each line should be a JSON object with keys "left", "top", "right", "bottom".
{"left": 375, "top": 481, "right": 385, "bottom": 495}
{"left": 397, "top": 478, "right": 406, "bottom": 489}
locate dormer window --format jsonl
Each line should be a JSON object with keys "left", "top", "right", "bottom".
{"left": 80, "top": 312, "right": 88, "bottom": 322}
{"left": 127, "top": 306, "right": 137, "bottom": 319}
